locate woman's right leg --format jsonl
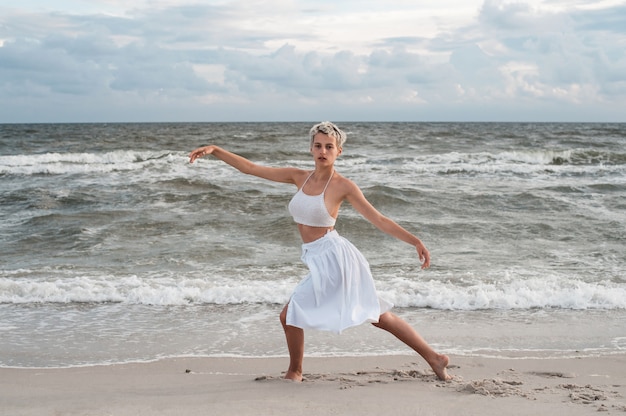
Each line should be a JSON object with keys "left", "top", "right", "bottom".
{"left": 279, "top": 304, "right": 304, "bottom": 381}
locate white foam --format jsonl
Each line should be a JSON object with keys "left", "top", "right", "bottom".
{"left": 0, "top": 151, "right": 185, "bottom": 176}
{"left": 3, "top": 147, "right": 623, "bottom": 179}
{"left": 1, "top": 271, "right": 624, "bottom": 310}
{"left": 377, "top": 275, "right": 626, "bottom": 310}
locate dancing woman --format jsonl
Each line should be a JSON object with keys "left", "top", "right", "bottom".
{"left": 189, "top": 122, "right": 451, "bottom": 381}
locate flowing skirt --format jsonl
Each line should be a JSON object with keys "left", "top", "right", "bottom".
{"left": 286, "top": 230, "right": 393, "bottom": 334}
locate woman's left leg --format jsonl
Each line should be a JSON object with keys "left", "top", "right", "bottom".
{"left": 279, "top": 304, "right": 304, "bottom": 381}
{"left": 373, "top": 311, "right": 451, "bottom": 381}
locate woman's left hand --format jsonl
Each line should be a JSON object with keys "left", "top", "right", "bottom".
{"left": 415, "top": 241, "right": 430, "bottom": 269}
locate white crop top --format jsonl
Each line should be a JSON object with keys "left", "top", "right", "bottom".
{"left": 288, "top": 171, "right": 336, "bottom": 227}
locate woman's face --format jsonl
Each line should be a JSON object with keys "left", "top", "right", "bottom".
{"left": 310, "top": 132, "right": 342, "bottom": 166}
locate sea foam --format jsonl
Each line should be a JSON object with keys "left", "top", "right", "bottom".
{"left": 2, "top": 271, "right": 624, "bottom": 310}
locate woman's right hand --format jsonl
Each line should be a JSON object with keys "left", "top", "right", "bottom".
{"left": 189, "top": 146, "right": 214, "bottom": 163}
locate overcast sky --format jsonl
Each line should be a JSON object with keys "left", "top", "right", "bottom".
{"left": 1, "top": 0, "right": 625, "bottom": 123}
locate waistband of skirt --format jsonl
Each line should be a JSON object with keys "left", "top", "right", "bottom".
{"left": 301, "top": 229, "right": 340, "bottom": 249}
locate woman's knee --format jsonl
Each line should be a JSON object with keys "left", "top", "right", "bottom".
{"left": 279, "top": 305, "right": 288, "bottom": 325}
{"left": 372, "top": 311, "right": 393, "bottom": 328}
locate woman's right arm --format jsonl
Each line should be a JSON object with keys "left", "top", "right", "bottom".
{"left": 189, "top": 145, "right": 301, "bottom": 184}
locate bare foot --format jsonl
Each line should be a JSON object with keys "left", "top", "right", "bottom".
{"left": 284, "top": 371, "right": 303, "bottom": 382}
{"left": 430, "top": 354, "right": 452, "bottom": 381}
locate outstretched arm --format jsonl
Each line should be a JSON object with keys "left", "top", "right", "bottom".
{"left": 345, "top": 181, "right": 430, "bottom": 269}
{"left": 189, "top": 145, "right": 301, "bottom": 184}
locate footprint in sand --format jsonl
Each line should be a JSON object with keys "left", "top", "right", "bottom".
{"left": 559, "top": 383, "right": 608, "bottom": 404}
{"left": 459, "top": 378, "right": 530, "bottom": 398}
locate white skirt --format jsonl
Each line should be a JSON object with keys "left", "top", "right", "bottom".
{"left": 286, "top": 230, "right": 393, "bottom": 334}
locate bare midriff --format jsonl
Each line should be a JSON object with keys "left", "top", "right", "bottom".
{"left": 297, "top": 224, "right": 335, "bottom": 243}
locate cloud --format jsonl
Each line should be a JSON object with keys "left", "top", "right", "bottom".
{"left": 0, "top": 1, "right": 625, "bottom": 122}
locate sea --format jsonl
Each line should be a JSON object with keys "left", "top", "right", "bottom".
{"left": 1, "top": 122, "right": 625, "bottom": 368}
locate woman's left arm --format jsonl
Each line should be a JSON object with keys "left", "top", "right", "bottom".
{"left": 345, "top": 181, "right": 430, "bottom": 269}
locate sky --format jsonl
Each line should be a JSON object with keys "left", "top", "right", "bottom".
{"left": 1, "top": 0, "right": 625, "bottom": 123}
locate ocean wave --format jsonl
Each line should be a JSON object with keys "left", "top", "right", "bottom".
{"left": 2, "top": 146, "right": 624, "bottom": 178}
{"left": 0, "top": 150, "right": 183, "bottom": 176}
{"left": 0, "top": 274, "right": 293, "bottom": 305}
{"left": 2, "top": 273, "right": 624, "bottom": 310}
{"left": 345, "top": 148, "right": 626, "bottom": 180}
{"left": 429, "top": 149, "right": 624, "bottom": 175}
{"left": 378, "top": 275, "right": 626, "bottom": 310}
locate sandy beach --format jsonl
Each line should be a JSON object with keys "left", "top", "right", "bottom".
{"left": 2, "top": 354, "right": 625, "bottom": 416}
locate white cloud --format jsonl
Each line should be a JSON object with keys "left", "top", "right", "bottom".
{"left": 0, "top": 0, "right": 625, "bottom": 122}
{"left": 193, "top": 64, "right": 227, "bottom": 85}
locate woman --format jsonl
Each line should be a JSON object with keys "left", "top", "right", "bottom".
{"left": 189, "top": 121, "right": 451, "bottom": 381}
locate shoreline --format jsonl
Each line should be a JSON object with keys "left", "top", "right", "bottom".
{"left": 2, "top": 354, "right": 625, "bottom": 415}
{"left": 2, "top": 349, "right": 626, "bottom": 370}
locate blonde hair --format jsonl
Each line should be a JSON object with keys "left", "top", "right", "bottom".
{"left": 309, "top": 121, "right": 347, "bottom": 148}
